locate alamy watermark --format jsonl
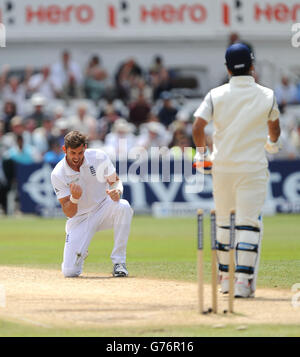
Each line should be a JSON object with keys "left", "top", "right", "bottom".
{"left": 291, "top": 23, "right": 300, "bottom": 48}
{"left": 0, "top": 23, "right": 6, "bottom": 47}
{"left": 94, "top": 142, "right": 206, "bottom": 194}
{"left": 0, "top": 284, "right": 6, "bottom": 308}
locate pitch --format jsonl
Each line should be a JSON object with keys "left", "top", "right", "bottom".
{"left": 0, "top": 214, "right": 299, "bottom": 337}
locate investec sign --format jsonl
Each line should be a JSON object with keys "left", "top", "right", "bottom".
{"left": 1, "top": 0, "right": 300, "bottom": 40}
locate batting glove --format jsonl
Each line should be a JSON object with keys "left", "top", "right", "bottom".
{"left": 264, "top": 136, "right": 282, "bottom": 154}
{"left": 193, "top": 147, "right": 213, "bottom": 174}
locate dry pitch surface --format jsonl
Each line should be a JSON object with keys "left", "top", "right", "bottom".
{"left": 0, "top": 266, "right": 299, "bottom": 331}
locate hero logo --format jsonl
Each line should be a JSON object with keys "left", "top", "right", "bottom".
{"left": 223, "top": 1, "right": 300, "bottom": 26}
{"left": 26, "top": 4, "right": 94, "bottom": 24}
{"left": 108, "top": 1, "right": 207, "bottom": 28}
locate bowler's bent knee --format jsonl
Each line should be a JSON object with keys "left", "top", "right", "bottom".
{"left": 119, "top": 199, "right": 134, "bottom": 216}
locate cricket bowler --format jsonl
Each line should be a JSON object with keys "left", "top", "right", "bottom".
{"left": 192, "top": 43, "right": 281, "bottom": 298}
{"left": 51, "top": 130, "right": 133, "bottom": 277}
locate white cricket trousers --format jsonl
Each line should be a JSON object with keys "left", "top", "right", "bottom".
{"left": 62, "top": 197, "right": 133, "bottom": 277}
{"left": 212, "top": 168, "right": 269, "bottom": 288}
{"left": 212, "top": 168, "right": 269, "bottom": 227}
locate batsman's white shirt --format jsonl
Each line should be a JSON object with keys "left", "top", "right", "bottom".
{"left": 194, "top": 76, "right": 281, "bottom": 288}
{"left": 194, "top": 76, "right": 279, "bottom": 173}
{"left": 51, "top": 149, "right": 116, "bottom": 216}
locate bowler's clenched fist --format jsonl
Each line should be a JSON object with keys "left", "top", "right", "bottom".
{"left": 106, "top": 189, "right": 121, "bottom": 202}
{"left": 70, "top": 183, "right": 83, "bottom": 200}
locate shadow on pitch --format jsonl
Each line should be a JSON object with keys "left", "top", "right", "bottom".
{"left": 77, "top": 275, "right": 136, "bottom": 280}
{"left": 251, "top": 297, "right": 290, "bottom": 302}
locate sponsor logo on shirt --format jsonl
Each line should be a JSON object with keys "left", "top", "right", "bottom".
{"left": 89, "top": 166, "right": 96, "bottom": 176}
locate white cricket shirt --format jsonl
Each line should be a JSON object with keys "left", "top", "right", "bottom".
{"left": 51, "top": 149, "right": 116, "bottom": 216}
{"left": 194, "top": 76, "right": 280, "bottom": 172}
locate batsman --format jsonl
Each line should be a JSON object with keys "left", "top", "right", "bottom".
{"left": 192, "top": 43, "right": 281, "bottom": 298}
{"left": 51, "top": 131, "right": 133, "bottom": 278}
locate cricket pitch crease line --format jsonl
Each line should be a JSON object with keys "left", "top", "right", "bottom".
{"left": 9, "top": 315, "right": 52, "bottom": 329}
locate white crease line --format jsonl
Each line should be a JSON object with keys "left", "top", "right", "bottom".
{"left": 11, "top": 315, "right": 52, "bottom": 329}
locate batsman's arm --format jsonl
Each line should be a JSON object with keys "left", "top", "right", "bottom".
{"left": 192, "top": 117, "right": 208, "bottom": 149}
{"left": 267, "top": 118, "right": 281, "bottom": 143}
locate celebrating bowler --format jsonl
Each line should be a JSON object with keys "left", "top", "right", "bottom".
{"left": 51, "top": 130, "right": 133, "bottom": 278}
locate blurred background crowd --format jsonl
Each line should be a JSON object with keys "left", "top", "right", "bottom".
{"left": 0, "top": 50, "right": 200, "bottom": 167}
{"left": 1, "top": 32, "right": 300, "bottom": 214}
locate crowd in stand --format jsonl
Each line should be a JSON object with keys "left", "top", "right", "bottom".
{"left": 0, "top": 51, "right": 198, "bottom": 165}
{"left": 1, "top": 46, "right": 300, "bottom": 214}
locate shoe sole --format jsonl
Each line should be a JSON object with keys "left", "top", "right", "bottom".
{"left": 113, "top": 273, "right": 128, "bottom": 277}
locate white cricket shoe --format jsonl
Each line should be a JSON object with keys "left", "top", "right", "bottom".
{"left": 113, "top": 263, "right": 129, "bottom": 277}
{"left": 220, "top": 276, "right": 229, "bottom": 294}
{"left": 234, "top": 278, "right": 254, "bottom": 298}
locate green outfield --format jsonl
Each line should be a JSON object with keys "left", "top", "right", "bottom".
{"left": 0, "top": 214, "right": 300, "bottom": 337}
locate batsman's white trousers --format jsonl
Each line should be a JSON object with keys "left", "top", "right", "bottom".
{"left": 212, "top": 168, "right": 269, "bottom": 227}
{"left": 212, "top": 168, "right": 268, "bottom": 290}
{"left": 62, "top": 197, "right": 133, "bottom": 277}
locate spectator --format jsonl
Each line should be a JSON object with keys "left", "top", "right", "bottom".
{"left": 26, "top": 93, "right": 52, "bottom": 128}
{"left": 1, "top": 116, "right": 26, "bottom": 151}
{"left": 128, "top": 91, "right": 151, "bottom": 128}
{"left": 1, "top": 100, "right": 17, "bottom": 133}
{"left": 84, "top": 55, "right": 108, "bottom": 101}
{"left": 51, "top": 50, "right": 83, "bottom": 99}
{"left": 23, "top": 118, "right": 38, "bottom": 147}
{"left": 28, "top": 66, "right": 60, "bottom": 99}
{"left": 1, "top": 75, "right": 27, "bottom": 115}
{"left": 32, "top": 117, "right": 57, "bottom": 154}
{"left": 158, "top": 91, "right": 178, "bottom": 128}
{"left": 139, "top": 111, "right": 160, "bottom": 134}
{"left": 104, "top": 118, "right": 136, "bottom": 159}
{"left": 0, "top": 155, "right": 14, "bottom": 215}
{"left": 149, "top": 55, "right": 170, "bottom": 101}
{"left": 54, "top": 118, "right": 70, "bottom": 147}
{"left": 6, "top": 135, "right": 41, "bottom": 165}
{"left": 136, "top": 121, "right": 171, "bottom": 152}
{"left": 169, "top": 128, "right": 195, "bottom": 160}
{"left": 169, "top": 110, "right": 192, "bottom": 137}
{"left": 0, "top": 121, "right": 5, "bottom": 155}
{"left": 115, "top": 58, "right": 143, "bottom": 101}
{"left": 97, "top": 103, "right": 123, "bottom": 141}
{"left": 290, "top": 119, "right": 300, "bottom": 158}
{"left": 69, "top": 102, "right": 98, "bottom": 140}
{"left": 130, "top": 77, "right": 153, "bottom": 104}
{"left": 43, "top": 137, "right": 64, "bottom": 165}
{"left": 52, "top": 104, "right": 66, "bottom": 130}
{"left": 0, "top": 122, "right": 15, "bottom": 215}
{"left": 275, "top": 76, "right": 299, "bottom": 108}
{"left": 277, "top": 103, "right": 297, "bottom": 133}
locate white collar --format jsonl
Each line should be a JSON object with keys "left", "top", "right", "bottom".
{"left": 229, "top": 76, "right": 255, "bottom": 86}
{"left": 63, "top": 153, "right": 90, "bottom": 176}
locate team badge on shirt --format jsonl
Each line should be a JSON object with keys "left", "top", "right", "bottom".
{"left": 89, "top": 166, "right": 96, "bottom": 176}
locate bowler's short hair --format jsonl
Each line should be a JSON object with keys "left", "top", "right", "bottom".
{"left": 64, "top": 131, "right": 87, "bottom": 149}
